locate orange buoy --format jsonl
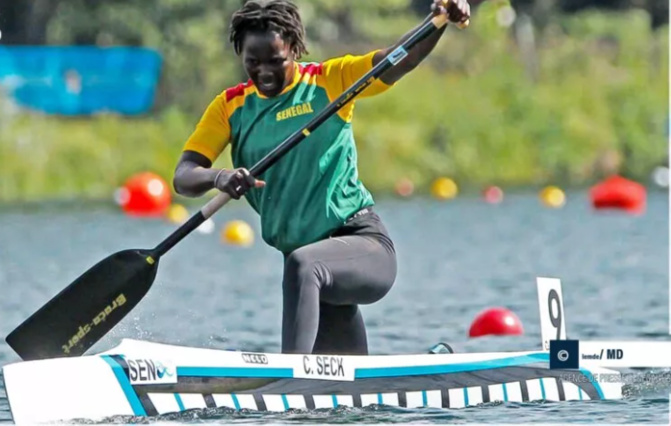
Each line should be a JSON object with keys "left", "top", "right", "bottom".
{"left": 468, "top": 307, "right": 524, "bottom": 338}
{"left": 118, "top": 172, "right": 171, "bottom": 217}
{"left": 483, "top": 186, "right": 504, "bottom": 204}
{"left": 590, "top": 175, "right": 646, "bottom": 214}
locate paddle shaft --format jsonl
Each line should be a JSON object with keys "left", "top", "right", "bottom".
{"left": 151, "top": 13, "right": 450, "bottom": 258}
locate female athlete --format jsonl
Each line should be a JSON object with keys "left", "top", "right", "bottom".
{"left": 173, "top": 0, "right": 470, "bottom": 355}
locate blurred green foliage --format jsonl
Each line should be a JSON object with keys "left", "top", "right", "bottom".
{"left": 0, "top": 1, "right": 667, "bottom": 201}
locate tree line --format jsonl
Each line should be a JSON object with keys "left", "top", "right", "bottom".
{"left": 1, "top": 0, "right": 667, "bottom": 46}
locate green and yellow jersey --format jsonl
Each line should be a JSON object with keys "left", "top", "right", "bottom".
{"left": 183, "top": 50, "right": 393, "bottom": 254}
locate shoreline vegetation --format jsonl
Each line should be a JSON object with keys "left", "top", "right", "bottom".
{"left": 0, "top": 8, "right": 667, "bottom": 203}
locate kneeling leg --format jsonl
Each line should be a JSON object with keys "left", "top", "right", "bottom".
{"left": 312, "top": 303, "right": 368, "bottom": 355}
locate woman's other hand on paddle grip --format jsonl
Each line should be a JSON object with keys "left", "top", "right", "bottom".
{"left": 214, "top": 168, "right": 265, "bottom": 200}
{"left": 431, "top": 0, "right": 470, "bottom": 26}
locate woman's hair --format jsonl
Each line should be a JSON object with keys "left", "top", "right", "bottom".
{"left": 229, "top": 0, "right": 308, "bottom": 59}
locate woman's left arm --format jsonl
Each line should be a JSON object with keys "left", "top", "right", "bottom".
{"left": 373, "top": 0, "right": 470, "bottom": 85}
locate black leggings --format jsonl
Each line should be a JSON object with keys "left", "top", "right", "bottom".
{"left": 281, "top": 209, "right": 397, "bottom": 355}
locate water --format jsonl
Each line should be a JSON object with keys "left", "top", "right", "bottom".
{"left": 0, "top": 190, "right": 668, "bottom": 423}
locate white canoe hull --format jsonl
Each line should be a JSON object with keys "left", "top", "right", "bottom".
{"left": 3, "top": 338, "right": 623, "bottom": 424}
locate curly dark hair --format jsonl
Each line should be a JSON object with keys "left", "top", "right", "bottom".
{"left": 229, "top": 0, "right": 309, "bottom": 59}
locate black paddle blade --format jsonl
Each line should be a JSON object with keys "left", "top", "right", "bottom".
{"left": 5, "top": 249, "right": 158, "bottom": 361}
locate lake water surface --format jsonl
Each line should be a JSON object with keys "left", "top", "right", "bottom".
{"left": 0, "top": 189, "right": 668, "bottom": 423}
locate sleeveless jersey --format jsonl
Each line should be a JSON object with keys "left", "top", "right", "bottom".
{"left": 182, "top": 50, "right": 393, "bottom": 254}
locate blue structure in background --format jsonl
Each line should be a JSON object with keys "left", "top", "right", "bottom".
{"left": 0, "top": 46, "right": 162, "bottom": 115}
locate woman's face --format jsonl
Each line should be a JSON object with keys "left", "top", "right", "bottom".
{"left": 242, "top": 30, "right": 295, "bottom": 98}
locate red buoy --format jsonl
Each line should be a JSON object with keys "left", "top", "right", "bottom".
{"left": 395, "top": 177, "right": 415, "bottom": 197}
{"left": 117, "top": 172, "right": 172, "bottom": 217}
{"left": 482, "top": 186, "right": 504, "bottom": 204}
{"left": 590, "top": 175, "right": 646, "bottom": 214}
{"left": 468, "top": 307, "right": 524, "bottom": 338}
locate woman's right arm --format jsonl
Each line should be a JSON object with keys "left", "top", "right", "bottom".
{"left": 173, "top": 150, "right": 220, "bottom": 198}
{"left": 173, "top": 150, "right": 265, "bottom": 199}
{"left": 175, "top": 93, "right": 264, "bottom": 199}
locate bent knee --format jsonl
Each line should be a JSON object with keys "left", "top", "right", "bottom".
{"left": 283, "top": 249, "right": 329, "bottom": 290}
